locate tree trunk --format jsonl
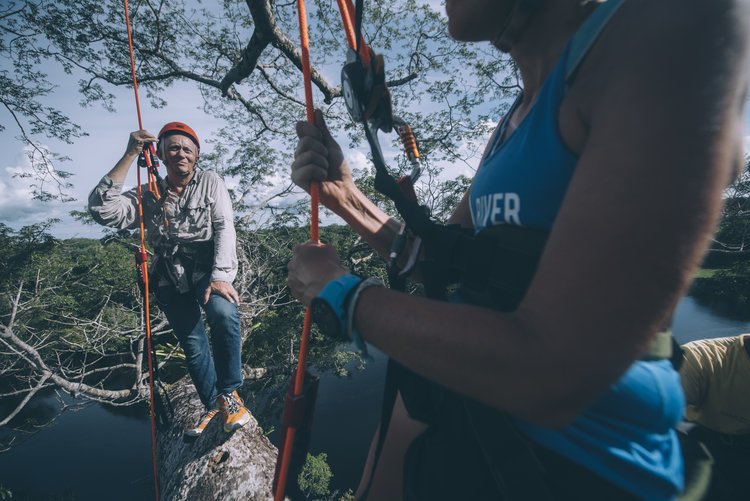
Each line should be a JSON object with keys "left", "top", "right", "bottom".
{"left": 157, "top": 377, "right": 279, "bottom": 500}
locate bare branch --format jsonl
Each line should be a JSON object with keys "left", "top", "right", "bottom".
{"left": 0, "top": 373, "right": 52, "bottom": 427}
{"left": 216, "top": 0, "right": 339, "bottom": 103}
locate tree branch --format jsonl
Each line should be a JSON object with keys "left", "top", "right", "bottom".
{"left": 0, "top": 373, "right": 52, "bottom": 427}
{"left": 216, "top": 0, "right": 339, "bottom": 103}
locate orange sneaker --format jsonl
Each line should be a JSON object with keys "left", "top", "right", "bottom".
{"left": 184, "top": 407, "right": 220, "bottom": 437}
{"left": 218, "top": 390, "right": 251, "bottom": 433}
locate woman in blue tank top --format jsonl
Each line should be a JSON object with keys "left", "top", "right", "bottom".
{"left": 287, "top": 0, "right": 750, "bottom": 499}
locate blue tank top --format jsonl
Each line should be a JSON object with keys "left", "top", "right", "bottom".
{"left": 469, "top": 44, "right": 685, "bottom": 500}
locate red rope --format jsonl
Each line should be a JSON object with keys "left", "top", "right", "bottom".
{"left": 273, "top": 0, "right": 320, "bottom": 497}
{"left": 122, "top": 1, "right": 160, "bottom": 499}
{"left": 336, "top": 0, "right": 372, "bottom": 66}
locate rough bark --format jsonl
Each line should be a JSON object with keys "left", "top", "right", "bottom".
{"left": 157, "top": 377, "right": 280, "bottom": 500}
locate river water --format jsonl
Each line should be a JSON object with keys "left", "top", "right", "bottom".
{"left": 0, "top": 295, "right": 748, "bottom": 500}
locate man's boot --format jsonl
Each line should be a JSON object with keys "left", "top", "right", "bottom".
{"left": 218, "top": 390, "right": 251, "bottom": 433}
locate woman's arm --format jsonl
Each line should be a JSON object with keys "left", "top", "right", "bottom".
{"left": 289, "top": 0, "right": 750, "bottom": 427}
{"left": 292, "top": 110, "right": 398, "bottom": 257}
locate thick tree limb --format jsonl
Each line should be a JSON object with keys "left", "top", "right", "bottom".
{"left": 217, "top": 0, "right": 338, "bottom": 103}
{"left": 218, "top": 0, "right": 275, "bottom": 95}
{"left": 0, "top": 326, "right": 135, "bottom": 400}
{"left": 157, "top": 377, "right": 278, "bottom": 500}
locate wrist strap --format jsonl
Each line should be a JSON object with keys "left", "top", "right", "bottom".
{"left": 315, "top": 273, "right": 363, "bottom": 340}
{"left": 346, "top": 277, "right": 384, "bottom": 357}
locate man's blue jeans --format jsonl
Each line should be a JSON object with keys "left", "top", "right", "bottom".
{"left": 156, "top": 274, "right": 242, "bottom": 409}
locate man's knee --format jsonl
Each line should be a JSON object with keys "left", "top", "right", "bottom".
{"left": 205, "top": 294, "right": 240, "bottom": 325}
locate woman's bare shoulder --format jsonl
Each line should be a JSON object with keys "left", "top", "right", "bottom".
{"left": 564, "top": 0, "right": 750, "bottom": 150}
{"left": 592, "top": 0, "right": 749, "bottom": 85}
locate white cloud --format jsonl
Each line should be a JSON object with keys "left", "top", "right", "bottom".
{"left": 0, "top": 161, "right": 62, "bottom": 225}
{"left": 345, "top": 149, "right": 370, "bottom": 175}
{"left": 0, "top": 147, "right": 103, "bottom": 238}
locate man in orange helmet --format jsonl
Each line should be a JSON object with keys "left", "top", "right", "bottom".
{"left": 88, "top": 122, "right": 251, "bottom": 436}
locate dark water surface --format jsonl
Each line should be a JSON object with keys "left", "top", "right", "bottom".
{"left": 0, "top": 296, "right": 748, "bottom": 500}
{"left": 0, "top": 396, "right": 154, "bottom": 500}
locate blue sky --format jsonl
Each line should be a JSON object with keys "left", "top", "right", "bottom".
{"left": 0, "top": 0, "right": 436, "bottom": 238}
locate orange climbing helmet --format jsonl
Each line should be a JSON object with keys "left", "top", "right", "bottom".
{"left": 157, "top": 122, "right": 200, "bottom": 153}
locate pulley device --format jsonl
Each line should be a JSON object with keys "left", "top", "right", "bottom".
{"left": 122, "top": 1, "right": 164, "bottom": 499}
{"left": 336, "top": 0, "right": 426, "bottom": 289}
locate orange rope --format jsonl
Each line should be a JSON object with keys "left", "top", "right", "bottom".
{"left": 298, "top": 0, "right": 319, "bottom": 245}
{"left": 273, "top": 0, "right": 320, "bottom": 497}
{"left": 335, "top": 0, "right": 371, "bottom": 66}
{"left": 123, "top": 0, "right": 159, "bottom": 195}
{"left": 123, "top": 1, "right": 160, "bottom": 499}
{"left": 336, "top": 0, "right": 357, "bottom": 51}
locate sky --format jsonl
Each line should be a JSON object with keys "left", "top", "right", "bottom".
{"left": 1, "top": 2, "right": 750, "bottom": 239}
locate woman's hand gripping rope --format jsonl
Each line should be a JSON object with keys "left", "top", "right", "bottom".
{"left": 287, "top": 242, "right": 348, "bottom": 306}
{"left": 292, "top": 109, "right": 357, "bottom": 212}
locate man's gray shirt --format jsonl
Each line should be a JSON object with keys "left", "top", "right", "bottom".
{"left": 88, "top": 169, "right": 238, "bottom": 292}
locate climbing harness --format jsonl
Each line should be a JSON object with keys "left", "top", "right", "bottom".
{"left": 122, "top": 1, "right": 163, "bottom": 499}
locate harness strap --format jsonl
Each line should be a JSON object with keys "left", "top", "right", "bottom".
{"left": 463, "top": 399, "right": 555, "bottom": 500}
{"left": 642, "top": 329, "right": 675, "bottom": 361}
{"left": 565, "top": 0, "right": 626, "bottom": 82}
{"left": 357, "top": 358, "right": 401, "bottom": 500}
